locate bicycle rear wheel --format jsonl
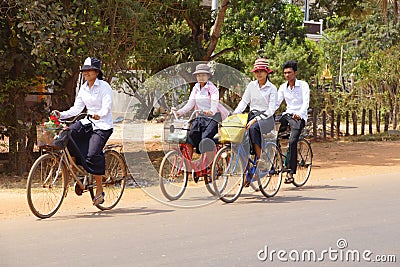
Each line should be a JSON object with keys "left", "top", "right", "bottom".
{"left": 27, "top": 153, "right": 67, "bottom": 219}
{"left": 293, "top": 139, "right": 312, "bottom": 187}
{"left": 159, "top": 150, "right": 188, "bottom": 201}
{"left": 211, "top": 146, "right": 244, "bottom": 203}
{"left": 92, "top": 150, "right": 127, "bottom": 210}
{"left": 257, "top": 143, "right": 283, "bottom": 198}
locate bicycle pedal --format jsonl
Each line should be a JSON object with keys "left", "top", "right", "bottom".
{"left": 74, "top": 182, "right": 83, "bottom": 196}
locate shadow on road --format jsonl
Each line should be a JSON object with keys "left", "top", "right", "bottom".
{"left": 284, "top": 184, "right": 358, "bottom": 191}
{"left": 239, "top": 194, "right": 335, "bottom": 204}
{"left": 236, "top": 184, "right": 358, "bottom": 204}
{"left": 44, "top": 206, "right": 175, "bottom": 221}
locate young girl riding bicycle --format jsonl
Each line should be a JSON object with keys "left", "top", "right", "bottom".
{"left": 53, "top": 57, "right": 113, "bottom": 205}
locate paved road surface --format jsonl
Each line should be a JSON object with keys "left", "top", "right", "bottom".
{"left": 1, "top": 173, "right": 399, "bottom": 266}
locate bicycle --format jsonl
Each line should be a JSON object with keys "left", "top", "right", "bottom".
{"left": 211, "top": 113, "right": 284, "bottom": 203}
{"left": 275, "top": 116, "right": 313, "bottom": 187}
{"left": 159, "top": 110, "right": 224, "bottom": 201}
{"left": 27, "top": 113, "right": 127, "bottom": 219}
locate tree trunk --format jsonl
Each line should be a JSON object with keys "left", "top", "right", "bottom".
{"left": 377, "top": 110, "right": 381, "bottom": 133}
{"left": 384, "top": 112, "right": 390, "bottom": 132}
{"left": 369, "top": 109, "right": 373, "bottom": 134}
{"left": 52, "top": 70, "right": 80, "bottom": 110}
{"left": 393, "top": 94, "right": 398, "bottom": 129}
{"left": 203, "top": 0, "right": 230, "bottom": 61}
{"left": 330, "top": 110, "right": 334, "bottom": 138}
{"left": 352, "top": 111, "right": 357, "bottom": 136}
{"left": 361, "top": 108, "right": 366, "bottom": 135}
{"left": 312, "top": 108, "right": 318, "bottom": 140}
{"left": 345, "top": 110, "right": 350, "bottom": 136}
{"left": 336, "top": 112, "right": 341, "bottom": 138}
{"left": 322, "top": 110, "right": 327, "bottom": 140}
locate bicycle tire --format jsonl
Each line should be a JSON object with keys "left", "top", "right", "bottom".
{"left": 293, "top": 139, "right": 313, "bottom": 187}
{"left": 159, "top": 150, "right": 188, "bottom": 201}
{"left": 91, "top": 150, "right": 127, "bottom": 210}
{"left": 257, "top": 142, "right": 283, "bottom": 198}
{"left": 26, "top": 153, "right": 67, "bottom": 219}
{"left": 211, "top": 146, "right": 244, "bottom": 203}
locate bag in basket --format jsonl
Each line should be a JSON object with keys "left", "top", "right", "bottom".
{"left": 219, "top": 113, "right": 248, "bottom": 143}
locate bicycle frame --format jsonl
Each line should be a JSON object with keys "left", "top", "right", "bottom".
{"left": 27, "top": 113, "right": 127, "bottom": 218}
{"left": 169, "top": 109, "right": 222, "bottom": 178}
{"left": 227, "top": 135, "right": 276, "bottom": 183}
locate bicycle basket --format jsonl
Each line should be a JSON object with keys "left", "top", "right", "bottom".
{"left": 36, "top": 125, "right": 68, "bottom": 149}
{"left": 219, "top": 113, "right": 248, "bottom": 144}
{"left": 163, "top": 118, "right": 190, "bottom": 144}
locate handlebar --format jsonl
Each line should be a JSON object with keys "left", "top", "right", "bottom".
{"left": 170, "top": 109, "right": 202, "bottom": 122}
{"left": 59, "top": 113, "right": 93, "bottom": 125}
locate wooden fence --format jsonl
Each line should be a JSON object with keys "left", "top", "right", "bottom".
{"left": 308, "top": 108, "right": 392, "bottom": 140}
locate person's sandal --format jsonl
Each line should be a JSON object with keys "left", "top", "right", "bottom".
{"left": 284, "top": 173, "right": 294, "bottom": 184}
{"left": 93, "top": 192, "right": 105, "bottom": 205}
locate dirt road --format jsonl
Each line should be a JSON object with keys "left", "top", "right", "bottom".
{"left": 1, "top": 140, "right": 399, "bottom": 219}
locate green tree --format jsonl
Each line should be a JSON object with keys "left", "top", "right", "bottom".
{"left": 0, "top": 0, "right": 108, "bottom": 173}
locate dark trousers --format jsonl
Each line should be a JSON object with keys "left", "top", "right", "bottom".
{"left": 278, "top": 114, "right": 305, "bottom": 174}
{"left": 68, "top": 121, "right": 113, "bottom": 175}
{"left": 188, "top": 114, "right": 220, "bottom": 154}
{"left": 247, "top": 112, "right": 275, "bottom": 154}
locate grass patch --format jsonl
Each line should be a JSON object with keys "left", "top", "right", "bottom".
{"left": 344, "top": 132, "right": 400, "bottom": 142}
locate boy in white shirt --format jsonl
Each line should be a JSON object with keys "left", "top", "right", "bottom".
{"left": 276, "top": 60, "right": 310, "bottom": 183}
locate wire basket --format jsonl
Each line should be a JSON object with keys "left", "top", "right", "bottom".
{"left": 36, "top": 125, "right": 64, "bottom": 148}
{"left": 163, "top": 119, "right": 190, "bottom": 144}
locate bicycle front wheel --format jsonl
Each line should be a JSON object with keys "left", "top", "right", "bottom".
{"left": 211, "top": 146, "right": 244, "bottom": 203}
{"left": 159, "top": 150, "right": 188, "bottom": 201}
{"left": 293, "top": 139, "right": 313, "bottom": 187}
{"left": 257, "top": 143, "right": 283, "bottom": 198}
{"left": 27, "top": 153, "right": 67, "bottom": 219}
{"left": 92, "top": 150, "right": 127, "bottom": 210}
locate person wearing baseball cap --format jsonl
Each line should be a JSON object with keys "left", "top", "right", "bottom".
{"left": 233, "top": 58, "right": 277, "bottom": 187}
{"left": 53, "top": 57, "right": 113, "bottom": 205}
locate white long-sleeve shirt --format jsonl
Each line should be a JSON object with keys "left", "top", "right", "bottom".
{"left": 276, "top": 79, "right": 310, "bottom": 122}
{"left": 177, "top": 81, "right": 219, "bottom": 116}
{"left": 234, "top": 80, "right": 277, "bottom": 120}
{"left": 60, "top": 78, "right": 113, "bottom": 130}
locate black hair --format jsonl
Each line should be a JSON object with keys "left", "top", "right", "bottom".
{"left": 282, "top": 60, "right": 298, "bottom": 72}
{"left": 97, "top": 70, "right": 104, "bottom": 80}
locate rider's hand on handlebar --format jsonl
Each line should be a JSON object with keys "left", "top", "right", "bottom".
{"left": 91, "top": 114, "right": 100, "bottom": 120}
{"left": 246, "top": 118, "right": 257, "bottom": 130}
{"left": 292, "top": 114, "right": 301, "bottom": 121}
{"left": 170, "top": 107, "right": 180, "bottom": 117}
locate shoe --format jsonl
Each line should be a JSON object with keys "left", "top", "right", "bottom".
{"left": 284, "top": 173, "right": 294, "bottom": 184}
{"left": 93, "top": 192, "right": 105, "bottom": 205}
{"left": 203, "top": 175, "right": 212, "bottom": 184}
{"left": 194, "top": 175, "right": 199, "bottom": 183}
